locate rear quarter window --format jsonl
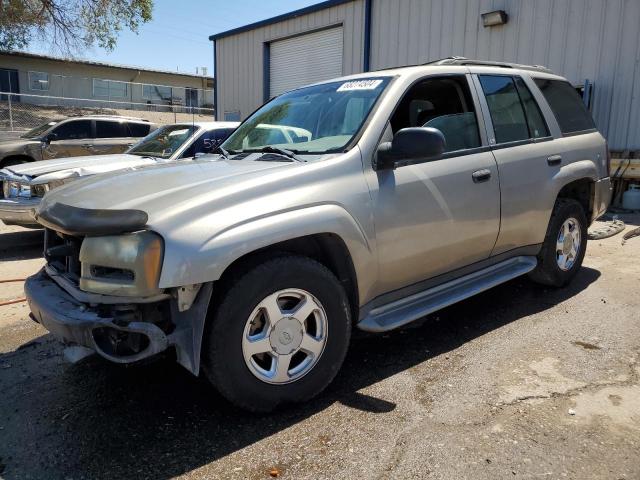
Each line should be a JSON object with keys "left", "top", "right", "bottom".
{"left": 533, "top": 79, "right": 595, "bottom": 135}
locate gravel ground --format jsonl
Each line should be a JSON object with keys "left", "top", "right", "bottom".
{"left": 0, "top": 216, "right": 639, "bottom": 480}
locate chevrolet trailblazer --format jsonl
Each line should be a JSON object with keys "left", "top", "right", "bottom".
{"left": 25, "top": 58, "right": 611, "bottom": 411}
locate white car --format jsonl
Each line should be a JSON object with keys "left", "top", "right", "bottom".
{"left": 0, "top": 121, "right": 239, "bottom": 227}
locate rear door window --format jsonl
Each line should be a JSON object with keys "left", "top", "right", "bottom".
{"left": 125, "top": 122, "right": 151, "bottom": 137}
{"left": 533, "top": 78, "right": 596, "bottom": 134}
{"left": 478, "top": 75, "right": 529, "bottom": 144}
{"left": 514, "top": 77, "right": 549, "bottom": 139}
{"left": 52, "top": 120, "right": 92, "bottom": 140}
{"left": 96, "top": 120, "right": 125, "bottom": 138}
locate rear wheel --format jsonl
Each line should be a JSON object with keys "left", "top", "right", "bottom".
{"left": 529, "top": 198, "right": 587, "bottom": 287}
{"left": 202, "top": 255, "right": 351, "bottom": 412}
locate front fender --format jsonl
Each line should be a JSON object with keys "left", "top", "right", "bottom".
{"left": 158, "top": 203, "right": 375, "bottom": 302}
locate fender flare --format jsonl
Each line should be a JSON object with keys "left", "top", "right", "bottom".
{"left": 158, "top": 203, "right": 376, "bottom": 302}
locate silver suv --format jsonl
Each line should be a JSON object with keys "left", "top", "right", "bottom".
{"left": 0, "top": 115, "right": 155, "bottom": 167}
{"left": 25, "top": 59, "right": 611, "bottom": 411}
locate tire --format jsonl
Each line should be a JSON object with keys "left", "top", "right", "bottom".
{"left": 202, "top": 255, "right": 351, "bottom": 412}
{"left": 528, "top": 198, "right": 588, "bottom": 287}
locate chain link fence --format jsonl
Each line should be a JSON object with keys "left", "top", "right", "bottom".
{"left": 0, "top": 92, "right": 215, "bottom": 135}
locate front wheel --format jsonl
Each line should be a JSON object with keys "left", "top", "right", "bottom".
{"left": 529, "top": 198, "right": 588, "bottom": 287}
{"left": 202, "top": 255, "right": 351, "bottom": 412}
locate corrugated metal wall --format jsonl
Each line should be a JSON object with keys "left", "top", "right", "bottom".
{"left": 369, "top": 0, "right": 640, "bottom": 151}
{"left": 215, "top": 0, "right": 365, "bottom": 120}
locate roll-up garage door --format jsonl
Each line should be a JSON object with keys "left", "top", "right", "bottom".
{"left": 269, "top": 27, "right": 343, "bottom": 98}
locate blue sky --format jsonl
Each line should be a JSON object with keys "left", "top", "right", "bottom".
{"left": 28, "top": 0, "right": 321, "bottom": 75}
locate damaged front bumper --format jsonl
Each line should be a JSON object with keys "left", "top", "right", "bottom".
{"left": 25, "top": 268, "right": 213, "bottom": 374}
{"left": 0, "top": 197, "right": 41, "bottom": 227}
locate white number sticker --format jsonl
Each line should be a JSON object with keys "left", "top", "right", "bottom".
{"left": 337, "top": 79, "right": 383, "bottom": 92}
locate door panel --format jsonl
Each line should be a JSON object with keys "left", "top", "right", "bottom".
{"left": 43, "top": 120, "right": 93, "bottom": 159}
{"left": 43, "top": 139, "right": 94, "bottom": 159}
{"left": 371, "top": 151, "right": 501, "bottom": 294}
{"left": 472, "top": 72, "right": 560, "bottom": 255}
{"left": 490, "top": 141, "right": 559, "bottom": 254}
{"left": 90, "top": 138, "right": 133, "bottom": 154}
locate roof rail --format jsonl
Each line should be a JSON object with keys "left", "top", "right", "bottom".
{"left": 425, "top": 57, "right": 553, "bottom": 74}
{"left": 66, "top": 114, "right": 149, "bottom": 122}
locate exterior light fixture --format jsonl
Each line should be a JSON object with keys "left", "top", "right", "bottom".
{"left": 481, "top": 10, "right": 508, "bottom": 27}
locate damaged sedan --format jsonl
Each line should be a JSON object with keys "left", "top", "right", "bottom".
{"left": 0, "top": 121, "right": 238, "bottom": 227}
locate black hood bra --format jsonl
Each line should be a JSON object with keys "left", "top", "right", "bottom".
{"left": 36, "top": 202, "right": 148, "bottom": 236}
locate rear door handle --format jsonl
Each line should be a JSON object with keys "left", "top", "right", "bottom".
{"left": 472, "top": 169, "right": 492, "bottom": 183}
{"left": 82, "top": 143, "right": 94, "bottom": 148}
{"left": 547, "top": 154, "right": 562, "bottom": 165}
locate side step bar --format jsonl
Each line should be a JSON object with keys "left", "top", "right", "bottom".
{"left": 357, "top": 256, "right": 537, "bottom": 333}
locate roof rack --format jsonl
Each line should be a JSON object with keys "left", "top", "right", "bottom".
{"left": 425, "top": 57, "right": 553, "bottom": 74}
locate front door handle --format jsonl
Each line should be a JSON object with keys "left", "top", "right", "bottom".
{"left": 472, "top": 169, "right": 492, "bottom": 183}
{"left": 547, "top": 154, "right": 562, "bottom": 165}
{"left": 82, "top": 143, "right": 94, "bottom": 148}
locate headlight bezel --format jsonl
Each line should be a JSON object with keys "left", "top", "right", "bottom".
{"left": 79, "top": 230, "right": 164, "bottom": 298}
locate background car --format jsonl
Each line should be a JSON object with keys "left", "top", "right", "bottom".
{"left": 0, "top": 115, "right": 156, "bottom": 168}
{"left": 0, "top": 121, "right": 239, "bottom": 227}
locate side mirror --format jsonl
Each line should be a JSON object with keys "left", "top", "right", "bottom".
{"left": 374, "top": 127, "right": 446, "bottom": 170}
{"left": 43, "top": 132, "right": 58, "bottom": 144}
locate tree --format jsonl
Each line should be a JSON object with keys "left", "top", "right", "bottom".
{"left": 0, "top": 0, "right": 153, "bottom": 55}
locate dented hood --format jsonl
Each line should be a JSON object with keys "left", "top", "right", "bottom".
{"left": 0, "top": 153, "right": 165, "bottom": 184}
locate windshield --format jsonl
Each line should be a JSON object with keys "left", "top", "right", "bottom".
{"left": 223, "top": 77, "right": 391, "bottom": 155}
{"left": 127, "top": 124, "right": 197, "bottom": 159}
{"left": 20, "top": 121, "right": 58, "bottom": 139}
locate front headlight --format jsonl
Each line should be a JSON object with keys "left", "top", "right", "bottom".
{"left": 4, "top": 181, "right": 32, "bottom": 198}
{"left": 79, "top": 231, "right": 164, "bottom": 297}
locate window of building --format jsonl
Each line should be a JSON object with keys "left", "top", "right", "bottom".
{"left": 92, "top": 79, "right": 128, "bottom": 98}
{"left": 52, "top": 120, "right": 92, "bottom": 140}
{"left": 479, "top": 75, "right": 530, "bottom": 144}
{"left": 390, "top": 75, "right": 481, "bottom": 153}
{"left": 96, "top": 120, "right": 125, "bottom": 138}
{"left": 224, "top": 111, "right": 241, "bottom": 122}
{"left": 534, "top": 78, "right": 596, "bottom": 135}
{"left": 29, "top": 71, "right": 49, "bottom": 91}
{"left": 143, "top": 84, "right": 172, "bottom": 102}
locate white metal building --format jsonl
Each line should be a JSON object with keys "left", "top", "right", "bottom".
{"left": 210, "top": 0, "right": 640, "bottom": 153}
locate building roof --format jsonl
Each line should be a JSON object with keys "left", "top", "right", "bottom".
{"left": 0, "top": 50, "right": 212, "bottom": 80}
{"left": 208, "top": 0, "right": 356, "bottom": 41}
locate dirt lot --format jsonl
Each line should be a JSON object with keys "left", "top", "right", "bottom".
{"left": 0, "top": 216, "right": 639, "bottom": 480}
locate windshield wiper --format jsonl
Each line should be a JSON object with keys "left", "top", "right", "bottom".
{"left": 212, "top": 143, "right": 230, "bottom": 160}
{"left": 252, "top": 146, "right": 306, "bottom": 163}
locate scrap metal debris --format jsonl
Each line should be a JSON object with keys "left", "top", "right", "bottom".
{"left": 588, "top": 219, "right": 626, "bottom": 240}
{"left": 622, "top": 226, "right": 640, "bottom": 245}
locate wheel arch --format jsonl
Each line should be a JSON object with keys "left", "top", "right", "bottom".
{"left": 556, "top": 177, "right": 595, "bottom": 221}
{"left": 0, "top": 154, "right": 36, "bottom": 168}
{"left": 158, "top": 204, "right": 376, "bottom": 313}
{"left": 212, "top": 233, "right": 360, "bottom": 324}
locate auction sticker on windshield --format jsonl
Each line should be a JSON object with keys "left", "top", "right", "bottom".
{"left": 337, "top": 79, "right": 384, "bottom": 91}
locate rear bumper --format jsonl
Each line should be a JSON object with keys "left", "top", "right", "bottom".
{"left": 0, "top": 197, "right": 40, "bottom": 227}
{"left": 592, "top": 177, "right": 612, "bottom": 222}
{"left": 25, "top": 268, "right": 169, "bottom": 364}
